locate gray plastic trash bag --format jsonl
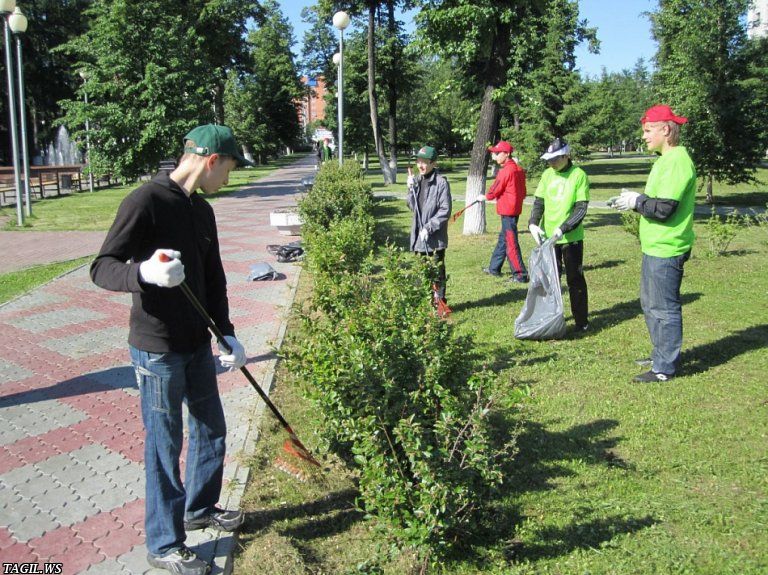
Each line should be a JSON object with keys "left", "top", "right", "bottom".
{"left": 514, "top": 237, "right": 566, "bottom": 340}
{"left": 247, "top": 262, "right": 279, "bottom": 281}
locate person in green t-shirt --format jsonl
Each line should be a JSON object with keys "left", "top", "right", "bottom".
{"left": 612, "top": 104, "right": 696, "bottom": 383}
{"left": 528, "top": 138, "right": 590, "bottom": 332}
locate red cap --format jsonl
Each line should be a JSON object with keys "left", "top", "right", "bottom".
{"left": 641, "top": 104, "right": 688, "bottom": 125}
{"left": 488, "top": 141, "right": 513, "bottom": 154}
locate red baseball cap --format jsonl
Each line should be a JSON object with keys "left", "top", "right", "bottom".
{"left": 488, "top": 141, "right": 513, "bottom": 154}
{"left": 641, "top": 104, "right": 688, "bottom": 125}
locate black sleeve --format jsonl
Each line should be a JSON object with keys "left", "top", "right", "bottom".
{"left": 90, "top": 194, "right": 148, "bottom": 293}
{"left": 635, "top": 194, "right": 679, "bottom": 221}
{"left": 529, "top": 197, "right": 545, "bottom": 226}
{"left": 559, "top": 201, "right": 589, "bottom": 233}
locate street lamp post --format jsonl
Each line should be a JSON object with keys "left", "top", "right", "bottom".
{"left": 0, "top": 0, "right": 23, "bottom": 226}
{"left": 332, "top": 11, "right": 350, "bottom": 167}
{"left": 9, "top": 6, "right": 30, "bottom": 217}
{"left": 79, "top": 70, "right": 94, "bottom": 193}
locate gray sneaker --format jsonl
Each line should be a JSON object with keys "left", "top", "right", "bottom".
{"left": 184, "top": 508, "right": 244, "bottom": 532}
{"left": 147, "top": 546, "right": 210, "bottom": 575}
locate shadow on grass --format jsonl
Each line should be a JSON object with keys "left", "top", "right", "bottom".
{"left": 373, "top": 199, "right": 411, "bottom": 250}
{"left": 583, "top": 259, "right": 625, "bottom": 272}
{"left": 680, "top": 324, "right": 768, "bottom": 376}
{"left": 245, "top": 488, "right": 361, "bottom": 539}
{"left": 456, "top": 418, "right": 653, "bottom": 567}
{"left": 585, "top": 293, "right": 702, "bottom": 335}
{"left": 449, "top": 285, "right": 528, "bottom": 313}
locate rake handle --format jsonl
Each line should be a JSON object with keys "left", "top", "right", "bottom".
{"left": 158, "top": 252, "right": 293, "bottom": 431}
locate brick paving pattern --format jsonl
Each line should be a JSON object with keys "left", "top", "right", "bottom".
{"left": 0, "top": 156, "right": 315, "bottom": 574}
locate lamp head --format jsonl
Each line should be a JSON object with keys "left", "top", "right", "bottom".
{"left": 332, "top": 11, "right": 350, "bottom": 30}
{"left": 8, "top": 7, "right": 27, "bottom": 34}
{"left": 332, "top": 52, "right": 341, "bottom": 65}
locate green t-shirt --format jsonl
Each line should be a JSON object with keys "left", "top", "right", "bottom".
{"left": 534, "top": 164, "right": 590, "bottom": 244}
{"left": 639, "top": 146, "right": 696, "bottom": 257}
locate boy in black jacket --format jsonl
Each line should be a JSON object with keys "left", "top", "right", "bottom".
{"left": 91, "top": 124, "right": 251, "bottom": 575}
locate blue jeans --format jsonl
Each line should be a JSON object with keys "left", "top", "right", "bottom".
{"left": 640, "top": 251, "right": 690, "bottom": 375}
{"left": 130, "top": 344, "right": 227, "bottom": 556}
{"left": 489, "top": 215, "right": 528, "bottom": 279}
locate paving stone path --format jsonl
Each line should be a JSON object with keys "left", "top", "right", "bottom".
{"left": 0, "top": 155, "right": 315, "bottom": 574}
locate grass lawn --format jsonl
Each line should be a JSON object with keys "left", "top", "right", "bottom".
{"left": 0, "top": 153, "right": 307, "bottom": 232}
{"left": 0, "top": 257, "right": 91, "bottom": 305}
{"left": 235, "top": 158, "right": 768, "bottom": 574}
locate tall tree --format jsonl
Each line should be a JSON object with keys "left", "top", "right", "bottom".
{"left": 225, "top": 0, "right": 302, "bottom": 160}
{"left": 651, "top": 0, "right": 768, "bottom": 202}
{"left": 511, "top": 0, "right": 597, "bottom": 171}
{"left": 57, "top": 0, "right": 216, "bottom": 180}
{"left": 319, "top": 0, "right": 411, "bottom": 184}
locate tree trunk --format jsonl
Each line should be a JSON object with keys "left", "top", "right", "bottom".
{"left": 386, "top": 0, "right": 398, "bottom": 183}
{"left": 463, "top": 84, "right": 499, "bottom": 235}
{"left": 706, "top": 174, "right": 714, "bottom": 204}
{"left": 367, "top": 4, "right": 395, "bottom": 184}
{"left": 463, "top": 21, "right": 510, "bottom": 235}
{"left": 212, "top": 83, "right": 225, "bottom": 125}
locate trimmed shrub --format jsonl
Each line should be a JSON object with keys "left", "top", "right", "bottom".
{"left": 285, "top": 248, "right": 516, "bottom": 563}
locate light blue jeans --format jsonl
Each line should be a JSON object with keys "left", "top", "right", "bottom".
{"left": 640, "top": 251, "right": 690, "bottom": 375}
{"left": 130, "top": 344, "right": 226, "bottom": 556}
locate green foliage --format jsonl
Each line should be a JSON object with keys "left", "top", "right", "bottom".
{"left": 225, "top": 0, "right": 303, "bottom": 160}
{"left": 288, "top": 161, "right": 517, "bottom": 563}
{"left": 620, "top": 211, "right": 640, "bottom": 241}
{"left": 705, "top": 208, "right": 743, "bottom": 256}
{"left": 56, "top": 0, "right": 260, "bottom": 181}
{"left": 651, "top": 0, "right": 768, "bottom": 193}
{"left": 287, "top": 247, "right": 514, "bottom": 562}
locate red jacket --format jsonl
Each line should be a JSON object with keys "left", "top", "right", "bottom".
{"left": 486, "top": 159, "right": 526, "bottom": 216}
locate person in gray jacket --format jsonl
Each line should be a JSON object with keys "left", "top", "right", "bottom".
{"left": 406, "top": 145, "right": 452, "bottom": 308}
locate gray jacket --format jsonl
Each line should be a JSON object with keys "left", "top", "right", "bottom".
{"left": 406, "top": 170, "right": 452, "bottom": 253}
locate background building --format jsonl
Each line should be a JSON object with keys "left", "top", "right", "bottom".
{"left": 748, "top": 0, "right": 768, "bottom": 38}
{"left": 299, "top": 76, "right": 328, "bottom": 129}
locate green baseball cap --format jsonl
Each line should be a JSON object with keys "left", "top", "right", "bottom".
{"left": 183, "top": 124, "right": 254, "bottom": 167}
{"left": 415, "top": 145, "right": 438, "bottom": 161}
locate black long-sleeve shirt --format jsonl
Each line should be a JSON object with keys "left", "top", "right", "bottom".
{"left": 90, "top": 171, "right": 234, "bottom": 353}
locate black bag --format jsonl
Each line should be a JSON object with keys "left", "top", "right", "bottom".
{"left": 276, "top": 244, "right": 304, "bottom": 263}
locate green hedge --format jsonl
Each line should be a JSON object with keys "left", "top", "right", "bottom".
{"left": 287, "top": 161, "right": 519, "bottom": 566}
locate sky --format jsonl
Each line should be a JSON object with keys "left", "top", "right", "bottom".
{"left": 277, "top": 0, "right": 659, "bottom": 78}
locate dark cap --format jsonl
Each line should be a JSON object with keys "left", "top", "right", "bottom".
{"left": 184, "top": 124, "right": 253, "bottom": 167}
{"left": 541, "top": 138, "right": 571, "bottom": 160}
{"left": 415, "top": 145, "right": 438, "bottom": 161}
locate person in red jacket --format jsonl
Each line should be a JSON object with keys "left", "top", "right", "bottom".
{"left": 482, "top": 140, "right": 528, "bottom": 282}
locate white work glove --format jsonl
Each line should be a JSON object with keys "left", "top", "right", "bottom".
{"left": 139, "top": 249, "right": 185, "bottom": 288}
{"left": 614, "top": 189, "right": 640, "bottom": 211}
{"left": 418, "top": 228, "right": 429, "bottom": 242}
{"left": 551, "top": 227, "right": 564, "bottom": 241}
{"left": 406, "top": 174, "right": 415, "bottom": 188}
{"left": 218, "top": 336, "right": 246, "bottom": 371}
{"left": 529, "top": 224, "right": 545, "bottom": 245}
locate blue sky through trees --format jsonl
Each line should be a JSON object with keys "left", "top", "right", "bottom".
{"left": 277, "top": 0, "right": 657, "bottom": 77}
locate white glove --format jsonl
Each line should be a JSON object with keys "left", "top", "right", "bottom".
{"left": 406, "top": 175, "right": 415, "bottom": 188}
{"left": 139, "top": 249, "right": 184, "bottom": 288}
{"left": 614, "top": 189, "right": 640, "bottom": 211}
{"left": 477, "top": 194, "right": 487, "bottom": 202}
{"left": 418, "top": 228, "right": 429, "bottom": 242}
{"left": 218, "top": 336, "right": 246, "bottom": 370}
{"left": 529, "top": 224, "right": 545, "bottom": 245}
{"left": 551, "top": 227, "right": 564, "bottom": 241}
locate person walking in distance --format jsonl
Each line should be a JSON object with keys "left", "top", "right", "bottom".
{"left": 611, "top": 105, "right": 696, "bottom": 383}
{"left": 406, "top": 145, "right": 452, "bottom": 314}
{"left": 529, "top": 138, "right": 590, "bottom": 332}
{"left": 483, "top": 140, "right": 528, "bottom": 282}
{"left": 91, "top": 124, "right": 252, "bottom": 575}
